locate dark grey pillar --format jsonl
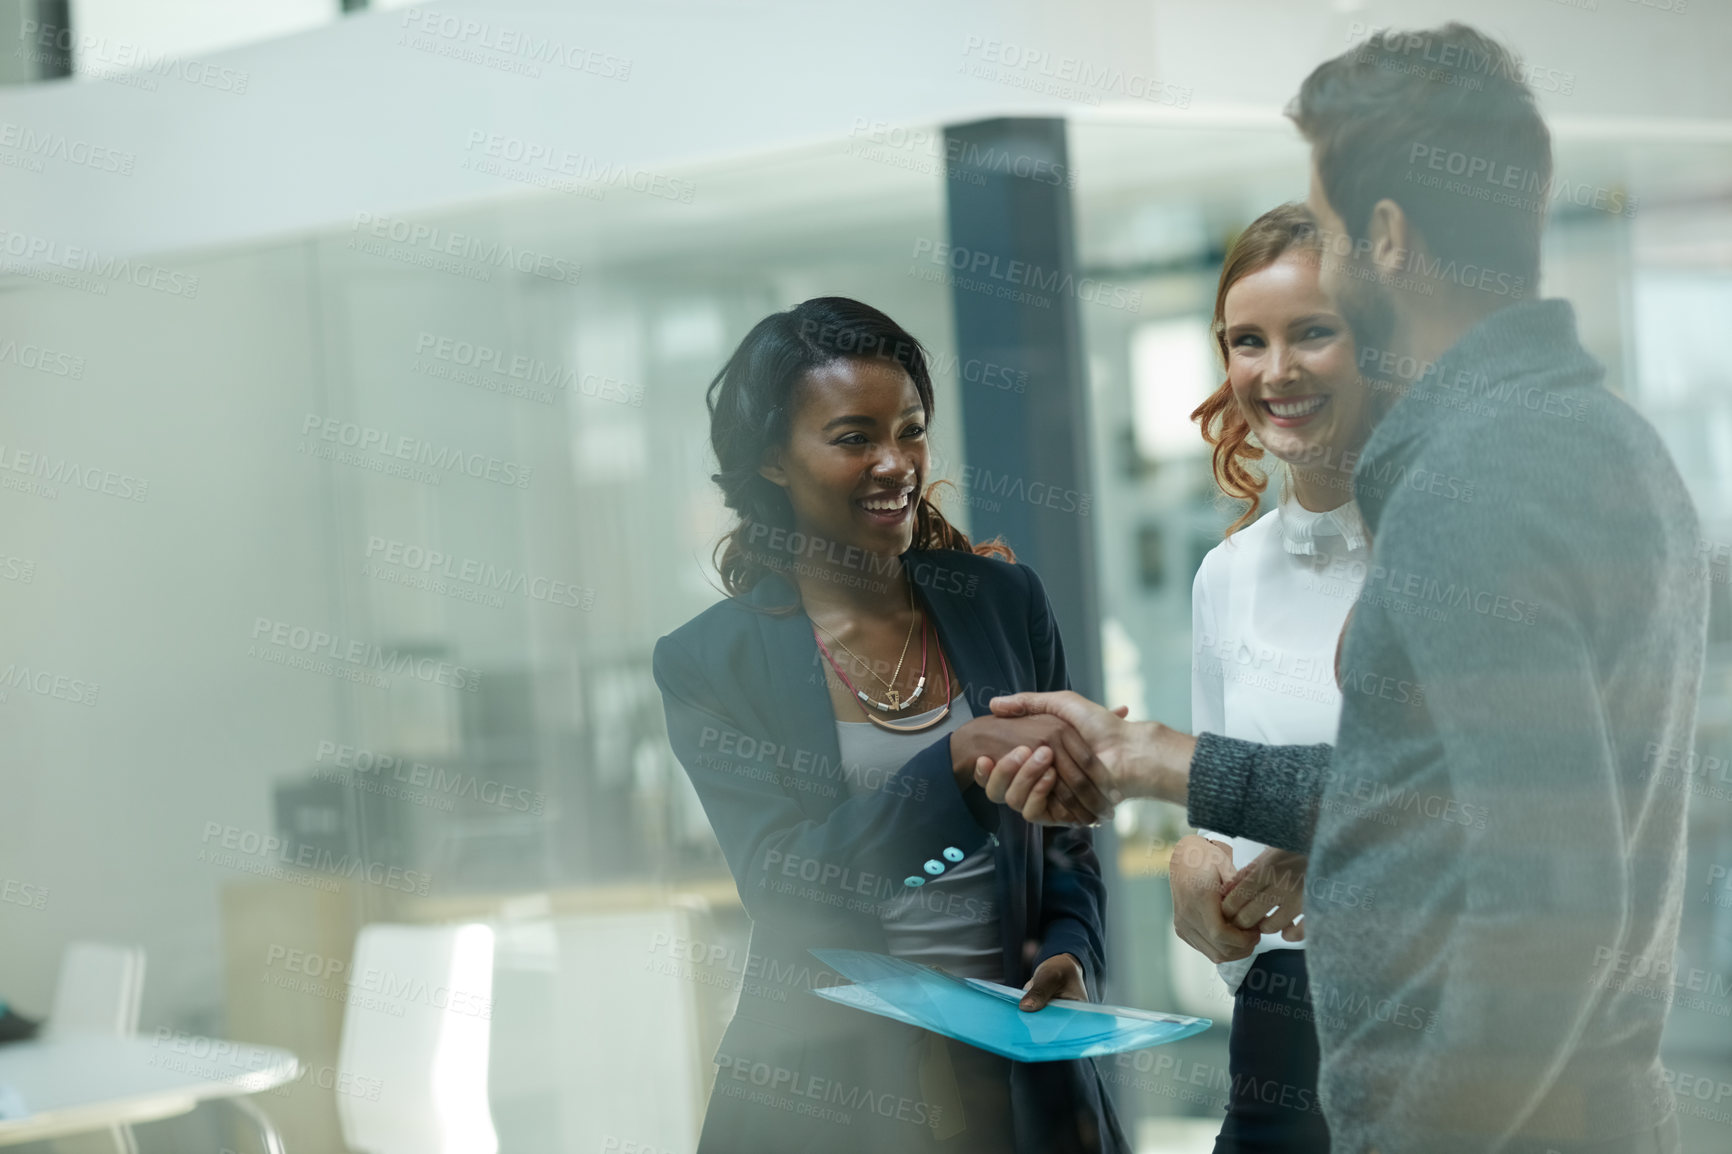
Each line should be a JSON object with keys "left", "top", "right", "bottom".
{"left": 942, "top": 118, "right": 1103, "bottom": 702}
{"left": 942, "top": 119, "right": 1130, "bottom": 1016}
{"left": 0, "top": 1, "right": 71, "bottom": 84}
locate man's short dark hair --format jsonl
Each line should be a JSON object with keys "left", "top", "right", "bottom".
{"left": 1289, "top": 23, "right": 1553, "bottom": 291}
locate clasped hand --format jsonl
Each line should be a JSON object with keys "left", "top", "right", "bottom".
{"left": 950, "top": 710, "right": 1122, "bottom": 826}
{"left": 1169, "top": 836, "right": 1306, "bottom": 964}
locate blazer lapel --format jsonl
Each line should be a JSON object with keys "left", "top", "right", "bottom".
{"left": 907, "top": 550, "right": 1011, "bottom": 718}
{"left": 910, "top": 551, "right": 1027, "bottom": 983}
{"left": 747, "top": 550, "right": 1020, "bottom": 817}
{"left": 749, "top": 572, "right": 844, "bottom": 822}
{"left": 747, "top": 550, "right": 1028, "bottom": 984}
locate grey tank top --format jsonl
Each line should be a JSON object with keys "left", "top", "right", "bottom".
{"left": 834, "top": 693, "right": 1003, "bottom": 981}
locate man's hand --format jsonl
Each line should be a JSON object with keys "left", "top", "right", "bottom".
{"left": 987, "top": 692, "right": 1132, "bottom": 792}
{"left": 970, "top": 708, "right": 1129, "bottom": 825}
{"left": 1221, "top": 847, "right": 1308, "bottom": 939}
{"left": 952, "top": 714, "right": 1116, "bottom": 824}
{"left": 986, "top": 691, "right": 1196, "bottom": 806}
{"left": 1019, "top": 952, "right": 1087, "bottom": 1011}
{"left": 1169, "top": 835, "right": 1260, "bottom": 964}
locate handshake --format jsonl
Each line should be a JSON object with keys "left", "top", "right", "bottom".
{"left": 950, "top": 689, "right": 1196, "bottom": 825}
{"left": 954, "top": 690, "right": 1307, "bottom": 962}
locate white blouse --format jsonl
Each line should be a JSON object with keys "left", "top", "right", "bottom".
{"left": 1191, "top": 491, "right": 1369, "bottom": 991}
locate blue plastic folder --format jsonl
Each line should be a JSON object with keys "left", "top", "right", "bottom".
{"left": 809, "top": 949, "right": 1210, "bottom": 1063}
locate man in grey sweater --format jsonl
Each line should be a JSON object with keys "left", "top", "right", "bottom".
{"left": 979, "top": 23, "right": 1707, "bottom": 1154}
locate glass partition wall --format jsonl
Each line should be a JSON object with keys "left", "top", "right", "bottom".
{"left": 0, "top": 134, "right": 968, "bottom": 1153}
{"left": 3, "top": 115, "right": 1728, "bottom": 1153}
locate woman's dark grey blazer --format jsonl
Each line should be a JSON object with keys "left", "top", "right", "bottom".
{"left": 652, "top": 547, "right": 1128, "bottom": 1154}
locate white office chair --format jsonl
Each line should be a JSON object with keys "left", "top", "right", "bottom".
{"left": 335, "top": 923, "right": 498, "bottom": 1154}
{"left": 46, "top": 942, "right": 146, "bottom": 1154}
{"left": 47, "top": 942, "right": 146, "bottom": 1039}
{"left": 545, "top": 908, "right": 709, "bottom": 1153}
{"left": 42, "top": 942, "right": 286, "bottom": 1154}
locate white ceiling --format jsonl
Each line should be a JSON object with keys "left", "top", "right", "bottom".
{"left": 0, "top": 0, "right": 1725, "bottom": 267}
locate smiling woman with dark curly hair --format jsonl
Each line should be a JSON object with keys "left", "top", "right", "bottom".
{"left": 652, "top": 296, "right": 1128, "bottom": 1154}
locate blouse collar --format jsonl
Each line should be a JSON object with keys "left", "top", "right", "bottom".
{"left": 1276, "top": 490, "right": 1369, "bottom": 556}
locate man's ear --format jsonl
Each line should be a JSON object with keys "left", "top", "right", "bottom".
{"left": 758, "top": 449, "right": 789, "bottom": 489}
{"left": 1365, "top": 198, "right": 1411, "bottom": 278}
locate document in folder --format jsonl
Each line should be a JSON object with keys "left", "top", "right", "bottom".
{"left": 809, "top": 949, "right": 1210, "bottom": 1063}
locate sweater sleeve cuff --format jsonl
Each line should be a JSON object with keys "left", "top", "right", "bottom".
{"left": 1186, "top": 732, "right": 1254, "bottom": 838}
{"left": 1186, "top": 732, "right": 1328, "bottom": 854}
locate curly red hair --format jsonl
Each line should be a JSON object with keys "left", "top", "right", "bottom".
{"left": 1190, "top": 203, "right": 1321, "bottom": 536}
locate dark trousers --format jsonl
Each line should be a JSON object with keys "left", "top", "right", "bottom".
{"left": 1213, "top": 949, "right": 1330, "bottom": 1154}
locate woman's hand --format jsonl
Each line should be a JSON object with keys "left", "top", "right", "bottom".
{"left": 951, "top": 714, "right": 1115, "bottom": 824}
{"left": 1169, "top": 835, "right": 1260, "bottom": 964}
{"left": 1019, "top": 952, "right": 1087, "bottom": 1011}
{"left": 1221, "top": 847, "right": 1308, "bottom": 939}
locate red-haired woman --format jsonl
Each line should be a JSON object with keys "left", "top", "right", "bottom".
{"left": 653, "top": 297, "right": 1128, "bottom": 1153}
{"left": 1175, "top": 203, "right": 1382, "bottom": 1153}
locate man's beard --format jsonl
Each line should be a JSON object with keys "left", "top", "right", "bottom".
{"left": 1328, "top": 250, "right": 1402, "bottom": 431}
{"left": 1336, "top": 254, "right": 1398, "bottom": 361}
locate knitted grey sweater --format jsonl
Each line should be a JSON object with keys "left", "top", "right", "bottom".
{"left": 1187, "top": 300, "right": 1708, "bottom": 1154}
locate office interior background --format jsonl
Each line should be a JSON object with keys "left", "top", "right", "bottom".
{"left": 1, "top": 0, "right": 1729, "bottom": 1150}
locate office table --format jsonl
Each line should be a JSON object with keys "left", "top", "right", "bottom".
{"left": 0, "top": 1032, "right": 298, "bottom": 1148}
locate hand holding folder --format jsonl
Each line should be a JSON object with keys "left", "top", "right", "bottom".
{"left": 810, "top": 949, "right": 1210, "bottom": 1063}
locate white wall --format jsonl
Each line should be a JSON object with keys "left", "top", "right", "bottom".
{"left": 0, "top": 241, "right": 344, "bottom": 1026}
